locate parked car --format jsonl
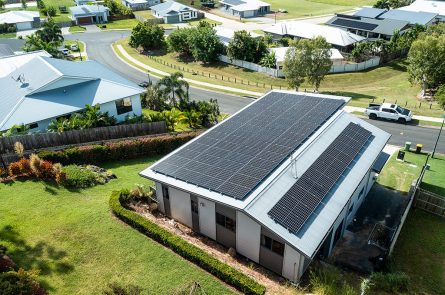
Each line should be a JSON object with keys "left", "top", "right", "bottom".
{"left": 138, "top": 81, "right": 150, "bottom": 88}
{"left": 59, "top": 48, "right": 70, "bottom": 55}
{"left": 70, "top": 44, "right": 79, "bottom": 51}
{"left": 364, "top": 103, "right": 413, "bottom": 123}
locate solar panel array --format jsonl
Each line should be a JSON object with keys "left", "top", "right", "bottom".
{"left": 268, "top": 123, "right": 372, "bottom": 234}
{"left": 152, "top": 92, "right": 345, "bottom": 200}
{"left": 332, "top": 18, "right": 378, "bottom": 31}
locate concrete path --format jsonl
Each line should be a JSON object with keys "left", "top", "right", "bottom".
{"left": 83, "top": 25, "right": 101, "bottom": 33}
{"left": 344, "top": 106, "right": 444, "bottom": 123}
{"left": 115, "top": 44, "right": 263, "bottom": 97}
{"left": 61, "top": 27, "right": 71, "bottom": 35}
{"left": 4, "top": 1, "right": 36, "bottom": 8}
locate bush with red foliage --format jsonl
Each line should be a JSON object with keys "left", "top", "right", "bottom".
{"left": 8, "top": 162, "right": 22, "bottom": 177}
{"left": 17, "top": 158, "right": 31, "bottom": 175}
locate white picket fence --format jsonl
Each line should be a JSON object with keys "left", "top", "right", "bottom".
{"left": 218, "top": 55, "right": 381, "bottom": 77}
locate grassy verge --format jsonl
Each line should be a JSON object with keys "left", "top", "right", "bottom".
{"left": 98, "top": 19, "right": 175, "bottom": 30}
{"left": 350, "top": 111, "right": 445, "bottom": 127}
{"left": 0, "top": 32, "right": 16, "bottom": 38}
{"left": 68, "top": 25, "right": 86, "bottom": 33}
{"left": 0, "top": 157, "right": 235, "bottom": 294}
{"left": 114, "top": 39, "right": 445, "bottom": 117}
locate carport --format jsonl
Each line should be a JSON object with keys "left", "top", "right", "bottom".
{"left": 76, "top": 16, "right": 93, "bottom": 25}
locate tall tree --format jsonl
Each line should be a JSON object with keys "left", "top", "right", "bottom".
{"left": 187, "top": 24, "right": 223, "bottom": 63}
{"left": 129, "top": 22, "right": 164, "bottom": 51}
{"left": 282, "top": 46, "right": 306, "bottom": 91}
{"left": 158, "top": 72, "right": 190, "bottom": 106}
{"left": 36, "top": 18, "right": 63, "bottom": 44}
{"left": 0, "top": 0, "right": 5, "bottom": 9}
{"left": 21, "top": 0, "right": 27, "bottom": 9}
{"left": 305, "top": 37, "right": 333, "bottom": 91}
{"left": 227, "top": 30, "right": 268, "bottom": 63}
{"left": 407, "top": 34, "right": 445, "bottom": 94}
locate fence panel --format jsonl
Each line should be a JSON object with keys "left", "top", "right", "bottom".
{"left": 0, "top": 121, "right": 166, "bottom": 154}
{"left": 414, "top": 188, "right": 445, "bottom": 217}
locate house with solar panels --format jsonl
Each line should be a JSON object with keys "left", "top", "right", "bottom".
{"left": 140, "top": 90, "right": 390, "bottom": 282}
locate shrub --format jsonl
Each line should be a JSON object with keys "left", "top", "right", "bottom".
{"left": 435, "top": 84, "right": 445, "bottom": 109}
{"left": 14, "top": 142, "right": 24, "bottom": 158}
{"left": 0, "top": 268, "right": 47, "bottom": 295}
{"left": 0, "top": 167, "right": 5, "bottom": 178}
{"left": 370, "top": 271, "right": 409, "bottom": 293}
{"left": 7, "top": 162, "right": 21, "bottom": 177}
{"left": 17, "top": 158, "right": 31, "bottom": 175}
{"left": 309, "top": 265, "right": 356, "bottom": 295}
{"left": 46, "top": 6, "right": 57, "bottom": 17}
{"left": 62, "top": 165, "right": 97, "bottom": 188}
{"left": 39, "top": 132, "right": 200, "bottom": 165}
{"left": 29, "top": 153, "right": 43, "bottom": 177}
{"left": 110, "top": 190, "right": 266, "bottom": 295}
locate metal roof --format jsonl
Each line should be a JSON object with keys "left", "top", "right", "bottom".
{"left": 0, "top": 56, "right": 144, "bottom": 131}
{"left": 70, "top": 4, "right": 109, "bottom": 16}
{"left": 380, "top": 9, "right": 438, "bottom": 25}
{"left": 0, "top": 10, "right": 39, "bottom": 24}
{"left": 0, "top": 50, "right": 51, "bottom": 78}
{"left": 401, "top": 0, "right": 445, "bottom": 17}
{"left": 353, "top": 7, "right": 387, "bottom": 18}
{"left": 150, "top": 1, "right": 196, "bottom": 17}
{"left": 263, "top": 21, "right": 365, "bottom": 47}
{"left": 327, "top": 15, "right": 410, "bottom": 35}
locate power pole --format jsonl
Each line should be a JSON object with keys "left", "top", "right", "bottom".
{"left": 432, "top": 116, "right": 445, "bottom": 158}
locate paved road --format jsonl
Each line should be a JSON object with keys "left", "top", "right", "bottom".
{"left": 66, "top": 31, "right": 254, "bottom": 114}
{"left": 66, "top": 32, "right": 445, "bottom": 154}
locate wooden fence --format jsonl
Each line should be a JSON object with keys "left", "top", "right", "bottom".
{"left": 0, "top": 121, "right": 166, "bottom": 154}
{"left": 414, "top": 188, "right": 445, "bottom": 217}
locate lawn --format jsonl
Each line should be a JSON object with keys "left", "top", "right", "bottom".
{"left": 99, "top": 18, "right": 175, "bottom": 30}
{"left": 0, "top": 157, "right": 235, "bottom": 295}
{"left": 0, "top": 32, "right": 16, "bottom": 38}
{"left": 68, "top": 25, "right": 86, "bottom": 33}
{"left": 115, "top": 39, "right": 445, "bottom": 117}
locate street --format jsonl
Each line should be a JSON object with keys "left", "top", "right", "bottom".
{"left": 66, "top": 31, "right": 445, "bottom": 154}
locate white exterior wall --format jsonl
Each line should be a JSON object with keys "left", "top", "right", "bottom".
{"left": 169, "top": 187, "right": 192, "bottom": 227}
{"left": 155, "top": 182, "right": 165, "bottom": 213}
{"left": 99, "top": 94, "right": 142, "bottom": 122}
{"left": 236, "top": 212, "right": 261, "bottom": 263}
{"left": 180, "top": 10, "right": 197, "bottom": 21}
{"left": 198, "top": 197, "right": 216, "bottom": 240}
{"left": 282, "top": 244, "right": 303, "bottom": 282}
{"left": 16, "top": 22, "right": 33, "bottom": 31}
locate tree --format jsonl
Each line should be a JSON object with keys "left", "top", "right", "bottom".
{"left": 374, "top": 0, "right": 413, "bottom": 9}
{"left": 36, "top": 18, "right": 63, "bottom": 44}
{"left": 435, "top": 84, "right": 445, "bottom": 109}
{"left": 282, "top": 46, "right": 306, "bottom": 91}
{"left": 141, "top": 81, "right": 167, "bottom": 111}
{"left": 46, "top": 5, "right": 57, "bottom": 17}
{"left": 103, "top": 0, "right": 132, "bottom": 16}
{"left": 166, "top": 28, "right": 191, "bottom": 55}
{"left": 36, "top": 0, "right": 45, "bottom": 11}
{"left": 21, "top": 0, "right": 27, "bottom": 9}
{"left": 304, "top": 37, "right": 333, "bottom": 91}
{"left": 187, "top": 24, "right": 223, "bottom": 63}
{"left": 24, "top": 19, "right": 64, "bottom": 57}
{"left": 0, "top": 0, "right": 5, "bottom": 9}
{"left": 129, "top": 22, "right": 164, "bottom": 51}
{"left": 407, "top": 34, "right": 445, "bottom": 94}
{"left": 158, "top": 72, "right": 190, "bottom": 107}
{"left": 227, "top": 30, "right": 268, "bottom": 63}
{"left": 259, "top": 51, "right": 276, "bottom": 68}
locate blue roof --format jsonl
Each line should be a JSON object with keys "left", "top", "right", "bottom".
{"left": 380, "top": 9, "right": 438, "bottom": 25}
{"left": 70, "top": 5, "right": 108, "bottom": 16}
{"left": 0, "top": 56, "right": 144, "bottom": 131}
{"left": 353, "top": 7, "right": 387, "bottom": 18}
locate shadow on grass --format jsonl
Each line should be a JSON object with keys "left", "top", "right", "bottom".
{"left": 321, "top": 91, "right": 376, "bottom": 100}
{"left": 0, "top": 225, "right": 74, "bottom": 292}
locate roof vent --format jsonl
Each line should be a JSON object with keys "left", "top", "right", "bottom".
{"left": 11, "top": 74, "right": 29, "bottom": 88}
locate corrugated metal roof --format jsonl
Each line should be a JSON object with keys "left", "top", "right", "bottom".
{"left": 353, "top": 7, "right": 387, "bottom": 18}
{"left": 0, "top": 10, "right": 39, "bottom": 24}
{"left": 327, "top": 15, "right": 410, "bottom": 35}
{"left": 380, "top": 8, "right": 438, "bottom": 25}
{"left": 150, "top": 1, "right": 196, "bottom": 17}
{"left": 401, "top": 0, "right": 445, "bottom": 17}
{"left": 70, "top": 4, "right": 109, "bottom": 16}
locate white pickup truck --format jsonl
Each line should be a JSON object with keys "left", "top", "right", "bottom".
{"left": 364, "top": 103, "right": 413, "bottom": 123}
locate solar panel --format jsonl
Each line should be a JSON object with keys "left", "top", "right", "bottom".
{"left": 152, "top": 92, "right": 345, "bottom": 200}
{"left": 331, "top": 18, "right": 378, "bottom": 31}
{"left": 268, "top": 123, "right": 372, "bottom": 234}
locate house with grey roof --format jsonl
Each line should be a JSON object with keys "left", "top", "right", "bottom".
{"left": 75, "top": 0, "right": 95, "bottom": 5}
{"left": 150, "top": 1, "right": 200, "bottom": 23}
{"left": 121, "top": 0, "right": 160, "bottom": 11}
{"left": 140, "top": 90, "right": 390, "bottom": 282}
{"left": 400, "top": 0, "right": 445, "bottom": 21}
{"left": 353, "top": 7, "right": 439, "bottom": 26}
{"left": 326, "top": 13, "right": 410, "bottom": 40}
{"left": 0, "top": 56, "right": 144, "bottom": 133}
{"left": 219, "top": 0, "right": 270, "bottom": 18}
{"left": 70, "top": 5, "right": 109, "bottom": 25}
{"left": 0, "top": 10, "right": 40, "bottom": 31}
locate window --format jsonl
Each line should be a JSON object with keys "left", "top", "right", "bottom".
{"left": 28, "top": 122, "right": 38, "bottom": 129}
{"left": 162, "top": 185, "right": 169, "bottom": 199}
{"left": 191, "top": 199, "right": 198, "bottom": 214}
{"left": 261, "top": 234, "right": 285, "bottom": 256}
{"left": 216, "top": 212, "right": 236, "bottom": 232}
{"left": 382, "top": 108, "right": 391, "bottom": 113}
{"left": 115, "top": 97, "right": 133, "bottom": 115}
{"left": 348, "top": 203, "right": 354, "bottom": 215}
{"left": 359, "top": 187, "right": 364, "bottom": 199}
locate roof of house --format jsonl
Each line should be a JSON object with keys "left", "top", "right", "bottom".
{"left": 125, "top": 0, "right": 150, "bottom": 4}
{"left": 400, "top": 0, "right": 445, "bottom": 16}
{"left": 263, "top": 21, "right": 366, "bottom": 47}
{"left": 0, "top": 50, "right": 51, "bottom": 78}
{"left": 70, "top": 4, "right": 109, "bottom": 16}
{"left": 140, "top": 90, "right": 390, "bottom": 258}
{"left": 270, "top": 47, "right": 344, "bottom": 63}
{"left": 0, "top": 10, "right": 39, "bottom": 24}
{"left": 0, "top": 39, "right": 25, "bottom": 52}
{"left": 150, "top": 1, "right": 196, "bottom": 16}
{"left": 0, "top": 44, "right": 14, "bottom": 57}
{"left": 214, "top": 26, "right": 261, "bottom": 45}
{"left": 353, "top": 7, "right": 387, "bottom": 18}
{"left": 220, "top": 0, "right": 270, "bottom": 11}
{"left": 326, "top": 14, "right": 410, "bottom": 35}
{"left": 0, "top": 56, "right": 144, "bottom": 131}
{"left": 380, "top": 8, "right": 438, "bottom": 25}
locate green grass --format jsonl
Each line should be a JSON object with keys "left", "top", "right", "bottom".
{"left": 392, "top": 209, "right": 445, "bottom": 295}
{"left": 42, "top": 0, "right": 74, "bottom": 7}
{"left": 68, "top": 25, "right": 86, "bottom": 33}
{"left": 0, "top": 157, "right": 234, "bottom": 294}
{"left": 422, "top": 155, "right": 445, "bottom": 196}
{"left": 0, "top": 32, "right": 16, "bottom": 38}
{"left": 98, "top": 19, "right": 175, "bottom": 30}
{"left": 133, "top": 10, "right": 157, "bottom": 19}
{"left": 186, "top": 18, "right": 222, "bottom": 26}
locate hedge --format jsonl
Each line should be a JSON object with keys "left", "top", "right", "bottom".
{"left": 38, "top": 131, "right": 200, "bottom": 165}
{"left": 109, "top": 190, "right": 266, "bottom": 295}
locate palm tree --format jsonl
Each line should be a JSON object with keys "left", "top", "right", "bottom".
{"left": 158, "top": 72, "right": 189, "bottom": 107}
{"left": 36, "top": 19, "right": 64, "bottom": 44}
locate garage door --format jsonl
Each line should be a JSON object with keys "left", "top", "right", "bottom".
{"left": 77, "top": 17, "right": 92, "bottom": 25}
{"left": 16, "top": 22, "right": 32, "bottom": 31}
{"left": 243, "top": 10, "right": 255, "bottom": 18}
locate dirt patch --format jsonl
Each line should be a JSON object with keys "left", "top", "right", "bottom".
{"left": 128, "top": 202, "right": 305, "bottom": 295}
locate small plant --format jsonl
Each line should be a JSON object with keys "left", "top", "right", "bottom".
{"left": 0, "top": 268, "right": 47, "bottom": 295}
{"left": 369, "top": 271, "right": 409, "bottom": 293}
{"left": 103, "top": 282, "right": 143, "bottom": 295}
{"left": 14, "top": 142, "right": 24, "bottom": 158}
{"left": 46, "top": 6, "right": 57, "bottom": 17}
{"left": 29, "top": 153, "right": 43, "bottom": 177}
{"left": 62, "top": 165, "right": 115, "bottom": 188}
{"left": 17, "top": 158, "right": 31, "bottom": 175}
{"left": 7, "top": 162, "right": 21, "bottom": 177}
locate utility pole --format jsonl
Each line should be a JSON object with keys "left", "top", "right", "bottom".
{"left": 76, "top": 39, "right": 82, "bottom": 61}
{"left": 432, "top": 115, "right": 445, "bottom": 158}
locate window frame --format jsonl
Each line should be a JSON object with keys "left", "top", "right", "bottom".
{"left": 215, "top": 212, "right": 236, "bottom": 232}
{"left": 115, "top": 97, "right": 133, "bottom": 115}
{"left": 261, "top": 234, "right": 285, "bottom": 256}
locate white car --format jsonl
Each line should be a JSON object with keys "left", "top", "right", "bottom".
{"left": 364, "top": 103, "right": 413, "bottom": 123}
{"left": 70, "top": 44, "right": 79, "bottom": 51}
{"left": 59, "top": 48, "right": 70, "bottom": 55}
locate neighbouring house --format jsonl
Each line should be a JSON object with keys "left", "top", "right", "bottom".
{"left": 122, "top": 0, "right": 160, "bottom": 10}
{"left": 0, "top": 11, "right": 40, "bottom": 31}
{"left": 326, "top": 13, "right": 410, "bottom": 40}
{"left": 0, "top": 56, "right": 144, "bottom": 133}
{"left": 219, "top": 0, "right": 270, "bottom": 18}
{"left": 263, "top": 21, "right": 365, "bottom": 52}
{"left": 353, "top": 7, "right": 439, "bottom": 26}
{"left": 400, "top": 0, "right": 445, "bottom": 21}
{"left": 140, "top": 90, "right": 390, "bottom": 282}
{"left": 214, "top": 26, "right": 261, "bottom": 46}
{"left": 0, "top": 50, "right": 51, "bottom": 78}
{"left": 150, "top": 1, "right": 200, "bottom": 23}
{"left": 0, "top": 44, "right": 14, "bottom": 57}
{"left": 70, "top": 5, "right": 109, "bottom": 25}
{"left": 269, "top": 47, "right": 345, "bottom": 70}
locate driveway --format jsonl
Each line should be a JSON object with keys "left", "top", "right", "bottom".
{"left": 16, "top": 29, "right": 37, "bottom": 38}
